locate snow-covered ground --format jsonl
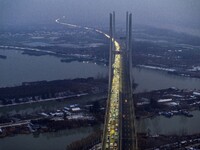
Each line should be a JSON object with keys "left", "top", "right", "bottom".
{"left": 138, "top": 65, "right": 176, "bottom": 72}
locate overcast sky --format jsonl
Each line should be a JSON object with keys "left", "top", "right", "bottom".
{"left": 0, "top": 0, "right": 200, "bottom": 35}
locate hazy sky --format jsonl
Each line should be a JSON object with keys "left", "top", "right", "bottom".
{"left": 0, "top": 0, "right": 200, "bottom": 35}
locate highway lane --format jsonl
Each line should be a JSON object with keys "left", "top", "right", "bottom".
{"left": 120, "top": 52, "right": 136, "bottom": 150}
{"left": 103, "top": 40, "right": 121, "bottom": 149}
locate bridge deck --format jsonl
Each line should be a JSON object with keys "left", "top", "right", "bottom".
{"left": 102, "top": 39, "right": 137, "bottom": 150}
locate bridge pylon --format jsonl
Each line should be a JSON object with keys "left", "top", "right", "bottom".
{"left": 102, "top": 12, "right": 138, "bottom": 150}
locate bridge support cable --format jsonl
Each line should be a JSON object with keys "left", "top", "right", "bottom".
{"left": 102, "top": 12, "right": 138, "bottom": 150}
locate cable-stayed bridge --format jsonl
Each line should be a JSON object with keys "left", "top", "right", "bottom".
{"left": 102, "top": 12, "right": 137, "bottom": 150}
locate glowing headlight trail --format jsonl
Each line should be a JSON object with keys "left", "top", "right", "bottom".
{"left": 55, "top": 18, "right": 120, "bottom": 49}
{"left": 56, "top": 17, "right": 122, "bottom": 148}
{"left": 55, "top": 19, "right": 81, "bottom": 28}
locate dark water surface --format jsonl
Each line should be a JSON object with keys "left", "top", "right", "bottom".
{"left": 1, "top": 49, "right": 200, "bottom": 91}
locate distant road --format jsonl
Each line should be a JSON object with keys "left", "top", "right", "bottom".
{"left": 55, "top": 17, "right": 111, "bottom": 40}
{"left": 0, "top": 93, "right": 88, "bottom": 108}
{"left": 0, "top": 18, "right": 111, "bottom": 61}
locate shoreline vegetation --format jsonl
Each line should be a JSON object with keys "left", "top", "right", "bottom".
{"left": 0, "top": 77, "right": 108, "bottom": 106}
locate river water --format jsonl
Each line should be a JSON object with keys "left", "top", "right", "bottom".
{"left": 1, "top": 49, "right": 200, "bottom": 91}
{"left": 137, "top": 110, "right": 200, "bottom": 135}
{"left": 133, "top": 67, "right": 200, "bottom": 92}
{"left": 0, "top": 126, "right": 100, "bottom": 150}
{"left": 1, "top": 49, "right": 200, "bottom": 149}
{"left": 0, "top": 49, "right": 107, "bottom": 87}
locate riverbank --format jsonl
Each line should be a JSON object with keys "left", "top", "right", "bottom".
{"left": 0, "top": 95, "right": 105, "bottom": 139}
{"left": 1, "top": 87, "right": 200, "bottom": 149}
{"left": 1, "top": 87, "right": 200, "bottom": 137}
{"left": 0, "top": 117, "right": 98, "bottom": 139}
{"left": 138, "top": 65, "right": 200, "bottom": 79}
{"left": 138, "top": 133, "right": 200, "bottom": 150}
{"left": 0, "top": 78, "right": 107, "bottom": 106}
{"left": 0, "top": 126, "right": 97, "bottom": 150}
{"left": 135, "top": 88, "right": 200, "bottom": 119}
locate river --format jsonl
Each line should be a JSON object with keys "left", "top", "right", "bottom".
{"left": 0, "top": 126, "right": 100, "bottom": 150}
{"left": 0, "top": 49, "right": 107, "bottom": 87}
{"left": 137, "top": 110, "right": 200, "bottom": 135}
{"left": 1, "top": 49, "right": 200, "bottom": 91}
